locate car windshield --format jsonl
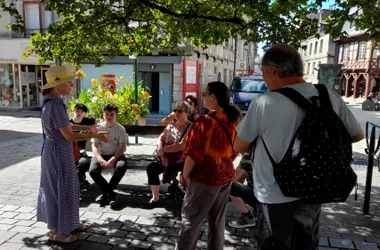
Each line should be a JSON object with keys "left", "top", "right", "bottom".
{"left": 231, "top": 78, "right": 268, "bottom": 93}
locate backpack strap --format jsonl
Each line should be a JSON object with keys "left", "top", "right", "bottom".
{"left": 273, "top": 87, "right": 315, "bottom": 111}
{"left": 207, "top": 114, "right": 234, "bottom": 149}
{"left": 315, "top": 84, "right": 333, "bottom": 110}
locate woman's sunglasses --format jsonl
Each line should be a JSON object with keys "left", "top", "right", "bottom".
{"left": 173, "top": 109, "right": 184, "bottom": 113}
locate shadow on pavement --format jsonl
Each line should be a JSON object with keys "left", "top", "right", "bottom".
{"left": 320, "top": 182, "right": 380, "bottom": 242}
{"left": 0, "top": 130, "right": 41, "bottom": 143}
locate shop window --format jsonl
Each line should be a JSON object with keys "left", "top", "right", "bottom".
{"left": 357, "top": 41, "right": 366, "bottom": 60}
{"left": 0, "top": 64, "right": 20, "bottom": 107}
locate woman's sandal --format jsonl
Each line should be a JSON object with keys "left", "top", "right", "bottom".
{"left": 48, "top": 233, "right": 77, "bottom": 243}
{"left": 75, "top": 223, "right": 90, "bottom": 232}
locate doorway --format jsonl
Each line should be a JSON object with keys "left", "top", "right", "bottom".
{"left": 140, "top": 72, "right": 160, "bottom": 113}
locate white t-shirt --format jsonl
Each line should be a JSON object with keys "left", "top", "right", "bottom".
{"left": 237, "top": 82, "right": 362, "bottom": 204}
{"left": 91, "top": 122, "right": 127, "bottom": 155}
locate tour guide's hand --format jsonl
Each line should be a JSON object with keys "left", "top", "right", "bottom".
{"left": 99, "top": 159, "right": 107, "bottom": 168}
{"left": 88, "top": 125, "right": 98, "bottom": 134}
{"left": 157, "top": 147, "right": 164, "bottom": 157}
{"left": 161, "top": 156, "right": 169, "bottom": 167}
{"left": 97, "top": 131, "right": 109, "bottom": 143}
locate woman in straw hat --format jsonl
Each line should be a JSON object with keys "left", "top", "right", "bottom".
{"left": 36, "top": 66, "right": 109, "bottom": 243}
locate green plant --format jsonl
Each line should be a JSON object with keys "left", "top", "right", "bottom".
{"left": 68, "top": 73, "right": 151, "bottom": 125}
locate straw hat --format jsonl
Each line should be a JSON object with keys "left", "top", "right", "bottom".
{"left": 42, "top": 66, "right": 76, "bottom": 90}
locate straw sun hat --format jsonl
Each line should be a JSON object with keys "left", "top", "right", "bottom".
{"left": 42, "top": 66, "right": 76, "bottom": 90}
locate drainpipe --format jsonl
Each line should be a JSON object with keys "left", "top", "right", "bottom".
{"left": 233, "top": 37, "right": 238, "bottom": 77}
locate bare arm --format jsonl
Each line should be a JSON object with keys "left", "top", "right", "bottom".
{"left": 182, "top": 156, "right": 196, "bottom": 183}
{"left": 232, "top": 167, "right": 246, "bottom": 184}
{"left": 59, "top": 125, "right": 105, "bottom": 142}
{"left": 112, "top": 143, "right": 127, "bottom": 159}
{"left": 234, "top": 136, "right": 254, "bottom": 154}
{"left": 156, "top": 127, "right": 168, "bottom": 156}
{"left": 92, "top": 142, "right": 103, "bottom": 162}
{"left": 352, "top": 129, "right": 364, "bottom": 143}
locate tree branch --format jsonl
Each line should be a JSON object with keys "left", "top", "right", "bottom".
{"left": 139, "top": 0, "right": 245, "bottom": 26}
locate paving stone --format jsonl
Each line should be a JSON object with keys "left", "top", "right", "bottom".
{"left": 87, "top": 226, "right": 109, "bottom": 235}
{"left": 8, "top": 233, "right": 39, "bottom": 244}
{"left": 147, "top": 234, "right": 169, "bottom": 243}
{"left": 135, "top": 216, "right": 157, "bottom": 226}
{"left": 0, "top": 211, "right": 19, "bottom": 219}
{"left": 87, "top": 234, "right": 109, "bottom": 244}
{"left": 0, "top": 230, "right": 18, "bottom": 244}
{"left": 14, "top": 220, "right": 35, "bottom": 227}
{"left": 224, "top": 245, "right": 236, "bottom": 250}
{"left": 154, "top": 218, "right": 176, "bottom": 228}
{"left": 235, "top": 246, "right": 253, "bottom": 250}
{"left": 0, "top": 224, "right": 14, "bottom": 231}
{"left": 81, "top": 211, "right": 103, "bottom": 219}
{"left": 9, "top": 226, "right": 32, "bottom": 233}
{"left": 31, "top": 222, "right": 47, "bottom": 229}
{"left": 105, "top": 228, "right": 127, "bottom": 238}
{"left": 160, "top": 228, "right": 180, "bottom": 237}
{"left": 102, "top": 221, "right": 123, "bottom": 229}
{"left": 329, "top": 238, "right": 355, "bottom": 249}
{"left": 76, "top": 241, "right": 112, "bottom": 250}
{"left": 125, "top": 231, "right": 148, "bottom": 240}
{"left": 224, "top": 234, "right": 246, "bottom": 245}
{"left": 27, "top": 227, "right": 50, "bottom": 235}
{"left": 14, "top": 207, "right": 35, "bottom": 213}
{"left": 341, "top": 233, "right": 366, "bottom": 242}
{"left": 1, "top": 205, "right": 20, "bottom": 212}
{"left": 120, "top": 223, "right": 141, "bottom": 232}
{"left": 21, "top": 244, "right": 52, "bottom": 250}
{"left": 107, "top": 237, "right": 131, "bottom": 247}
{"left": 317, "top": 248, "right": 335, "bottom": 250}
{"left": 354, "top": 241, "right": 379, "bottom": 250}
{"left": 151, "top": 243, "right": 175, "bottom": 250}
{"left": 0, "top": 242, "right": 24, "bottom": 250}
{"left": 234, "top": 228, "right": 253, "bottom": 238}
{"left": 166, "top": 236, "right": 177, "bottom": 244}
{"left": 118, "top": 215, "right": 138, "bottom": 223}
{"left": 73, "top": 231, "right": 91, "bottom": 240}
{"left": 139, "top": 226, "right": 161, "bottom": 234}
{"left": 196, "top": 240, "right": 207, "bottom": 249}
{"left": 319, "top": 237, "right": 329, "bottom": 247}
{"left": 99, "top": 213, "right": 120, "bottom": 221}
{"left": 128, "top": 239, "right": 152, "bottom": 249}
{"left": 0, "top": 218, "right": 18, "bottom": 225}
{"left": 14, "top": 213, "right": 35, "bottom": 221}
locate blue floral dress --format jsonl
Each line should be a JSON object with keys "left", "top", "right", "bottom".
{"left": 36, "top": 94, "right": 80, "bottom": 234}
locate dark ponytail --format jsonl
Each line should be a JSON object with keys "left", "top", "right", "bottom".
{"left": 207, "top": 81, "right": 242, "bottom": 123}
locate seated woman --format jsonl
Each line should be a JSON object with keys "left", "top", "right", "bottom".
{"left": 160, "top": 95, "right": 201, "bottom": 126}
{"left": 146, "top": 101, "right": 192, "bottom": 207}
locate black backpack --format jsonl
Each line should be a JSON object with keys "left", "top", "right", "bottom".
{"left": 263, "top": 84, "right": 357, "bottom": 204}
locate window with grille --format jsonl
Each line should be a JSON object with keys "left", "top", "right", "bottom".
{"left": 309, "top": 43, "right": 313, "bottom": 55}
{"left": 312, "top": 62, "right": 315, "bottom": 74}
{"left": 357, "top": 41, "right": 366, "bottom": 60}
{"left": 319, "top": 39, "right": 323, "bottom": 53}
{"left": 314, "top": 42, "right": 318, "bottom": 54}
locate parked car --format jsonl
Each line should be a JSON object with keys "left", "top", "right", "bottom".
{"left": 229, "top": 75, "right": 268, "bottom": 113}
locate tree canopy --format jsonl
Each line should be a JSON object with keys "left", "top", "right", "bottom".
{"left": 0, "top": 0, "right": 378, "bottom": 66}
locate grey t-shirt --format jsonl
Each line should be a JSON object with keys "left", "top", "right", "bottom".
{"left": 237, "top": 82, "right": 362, "bottom": 204}
{"left": 91, "top": 122, "right": 127, "bottom": 155}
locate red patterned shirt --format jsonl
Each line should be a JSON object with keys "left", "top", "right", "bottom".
{"left": 183, "top": 110, "right": 237, "bottom": 186}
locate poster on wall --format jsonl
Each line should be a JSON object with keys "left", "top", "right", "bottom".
{"left": 100, "top": 74, "right": 116, "bottom": 94}
{"left": 183, "top": 60, "right": 199, "bottom": 100}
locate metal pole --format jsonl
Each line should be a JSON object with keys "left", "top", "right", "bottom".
{"left": 233, "top": 37, "right": 238, "bottom": 77}
{"left": 134, "top": 57, "right": 139, "bottom": 144}
{"left": 363, "top": 125, "right": 376, "bottom": 214}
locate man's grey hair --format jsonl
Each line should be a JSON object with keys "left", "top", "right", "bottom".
{"left": 176, "top": 101, "right": 192, "bottom": 116}
{"left": 262, "top": 44, "right": 304, "bottom": 77}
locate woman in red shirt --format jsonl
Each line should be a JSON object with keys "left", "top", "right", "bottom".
{"left": 176, "top": 81, "right": 241, "bottom": 250}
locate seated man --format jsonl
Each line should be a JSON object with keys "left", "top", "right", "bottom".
{"left": 228, "top": 153, "right": 256, "bottom": 228}
{"left": 89, "top": 104, "right": 127, "bottom": 209}
{"left": 70, "top": 103, "right": 96, "bottom": 189}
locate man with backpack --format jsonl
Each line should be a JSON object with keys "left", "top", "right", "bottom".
{"left": 234, "top": 44, "right": 364, "bottom": 250}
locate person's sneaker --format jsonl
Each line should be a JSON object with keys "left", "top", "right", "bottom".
{"left": 95, "top": 194, "right": 109, "bottom": 205}
{"left": 109, "top": 194, "right": 121, "bottom": 210}
{"left": 228, "top": 214, "right": 256, "bottom": 229}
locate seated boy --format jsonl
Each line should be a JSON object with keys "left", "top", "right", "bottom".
{"left": 70, "top": 103, "right": 96, "bottom": 189}
{"left": 228, "top": 153, "right": 257, "bottom": 228}
{"left": 89, "top": 104, "right": 127, "bottom": 209}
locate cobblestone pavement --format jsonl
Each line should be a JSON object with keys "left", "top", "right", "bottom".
{"left": 0, "top": 105, "right": 380, "bottom": 249}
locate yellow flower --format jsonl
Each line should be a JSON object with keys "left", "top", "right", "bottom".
{"left": 119, "top": 76, "right": 125, "bottom": 82}
{"left": 91, "top": 78, "right": 98, "bottom": 86}
{"left": 142, "top": 91, "right": 149, "bottom": 97}
{"left": 122, "top": 94, "right": 129, "bottom": 99}
{"left": 132, "top": 104, "right": 139, "bottom": 110}
{"left": 131, "top": 72, "right": 135, "bottom": 77}
{"left": 136, "top": 115, "right": 141, "bottom": 120}
{"left": 83, "top": 73, "right": 87, "bottom": 78}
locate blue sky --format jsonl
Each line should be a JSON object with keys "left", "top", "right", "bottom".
{"left": 256, "top": 0, "right": 336, "bottom": 57}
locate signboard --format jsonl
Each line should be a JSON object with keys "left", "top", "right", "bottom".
{"left": 236, "top": 61, "right": 247, "bottom": 73}
{"left": 183, "top": 60, "right": 199, "bottom": 99}
{"left": 248, "top": 69, "right": 254, "bottom": 75}
{"left": 100, "top": 74, "right": 116, "bottom": 94}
